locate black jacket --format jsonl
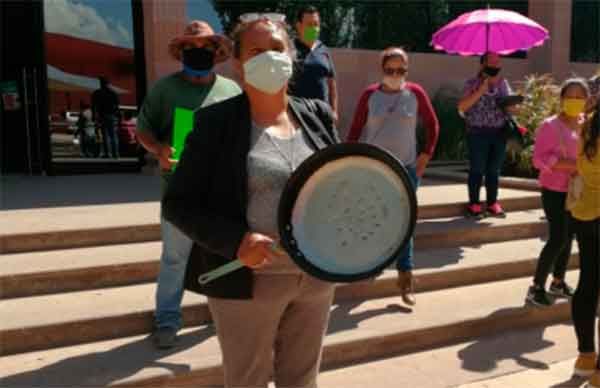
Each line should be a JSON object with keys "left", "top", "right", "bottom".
{"left": 161, "top": 93, "right": 340, "bottom": 299}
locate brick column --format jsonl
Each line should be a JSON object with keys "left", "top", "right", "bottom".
{"left": 142, "top": 0, "right": 187, "bottom": 85}
{"left": 528, "top": 0, "right": 574, "bottom": 79}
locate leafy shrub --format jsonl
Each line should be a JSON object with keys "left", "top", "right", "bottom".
{"left": 504, "top": 74, "right": 561, "bottom": 178}
{"left": 428, "top": 83, "right": 467, "bottom": 161}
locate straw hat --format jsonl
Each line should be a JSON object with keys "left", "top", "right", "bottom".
{"left": 168, "top": 20, "right": 232, "bottom": 63}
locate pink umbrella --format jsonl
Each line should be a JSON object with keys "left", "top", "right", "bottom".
{"left": 431, "top": 8, "right": 549, "bottom": 56}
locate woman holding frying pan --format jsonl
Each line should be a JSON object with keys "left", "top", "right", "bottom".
{"left": 162, "top": 14, "right": 339, "bottom": 388}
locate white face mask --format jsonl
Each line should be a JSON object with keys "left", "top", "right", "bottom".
{"left": 382, "top": 76, "right": 404, "bottom": 91}
{"left": 243, "top": 50, "right": 293, "bottom": 95}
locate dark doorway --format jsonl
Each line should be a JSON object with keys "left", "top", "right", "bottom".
{"left": 1, "top": 0, "right": 50, "bottom": 175}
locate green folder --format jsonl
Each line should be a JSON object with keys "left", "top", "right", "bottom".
{"left": 171, "top": 107, "right": 194, "bottom": 171}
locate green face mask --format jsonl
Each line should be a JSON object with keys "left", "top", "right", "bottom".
{"left": 303, "top": 26, "right": 320, "bottom": 42}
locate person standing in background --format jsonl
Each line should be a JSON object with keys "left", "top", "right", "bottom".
{"left": 527, "top": 79, "right": 590, "bottom": 307}
{"left": 347, "top": 47, "right": 439, "bottom": 306}
{"left": 458, "top": 53, "right": 513, "bottom": 218}
{"left": 92, "top": 76, "right": 120, "bottom": 159}
{"left": 288, "top": 5, "right": 339, "bottom": 124}
{"left": 570, "top": 99, "right": 600, "bottom": 385}
{"left": 136, "top": 20, "right": 241, "bottom": 349}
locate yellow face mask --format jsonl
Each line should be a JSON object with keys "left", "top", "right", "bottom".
{"left": 562, "top": 98, "right": 586, "bottom": 117}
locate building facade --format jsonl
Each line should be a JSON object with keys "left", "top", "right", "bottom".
{"left": 1, "top": 0, "right": 598, "bottom": 175}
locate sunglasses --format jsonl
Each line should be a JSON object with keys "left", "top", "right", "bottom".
{"left": 239, "top": 12, "right": 286, "bottom": 24}
{"left": 383, "top": 67, "right": 408, "bottom": 76}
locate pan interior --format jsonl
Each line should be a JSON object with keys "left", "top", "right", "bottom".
{"left": 291, "top": 156, "right": 412, "bottom": 275}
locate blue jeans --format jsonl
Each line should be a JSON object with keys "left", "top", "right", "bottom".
{"left": 99, "top": 115, "right": 119, "bottom": 158}
{"left": 396, "top": 165, "right": 420, "bottom": 272}
{"left": 154, "top": 218, "right": 194, "bottom": 330}
{"left": 467, "top": 132, "right": 506, "bottom": 205}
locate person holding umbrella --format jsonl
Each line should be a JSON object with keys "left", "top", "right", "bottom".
{"left": 458, "top": 52, "right": 513, "bottom": 218}
{"left": 432, "top": 8, "right": 549, "bottom": 218}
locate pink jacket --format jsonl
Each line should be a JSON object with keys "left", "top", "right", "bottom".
{"left": 532, "top": 116, "right": 579, "bottom": 192}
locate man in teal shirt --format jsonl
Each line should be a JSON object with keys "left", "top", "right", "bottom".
{"left": 136, "top": 20, "right": 241, "bottom": 349}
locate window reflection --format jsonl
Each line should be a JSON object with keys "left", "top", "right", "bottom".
{"left": 45, "top": 0, "right": 139, "bottom": 161}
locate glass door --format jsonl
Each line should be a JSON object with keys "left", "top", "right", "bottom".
{"left": 44, "top": 0, "right": 141, "bottom": 172}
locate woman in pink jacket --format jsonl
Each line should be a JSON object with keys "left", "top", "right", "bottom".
{"left": 527, "top": 78, "right": 590, "bottom": 307}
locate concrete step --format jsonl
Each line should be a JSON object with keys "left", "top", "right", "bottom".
{"left": 0, "top": 273, "right": 578, "bottom": 387}
{"left": 0, "top": 180, "right": 539, "bottom": 254}
{"left": 425, "top": 166, "right": 540, "bottom": 192}
{"left": 0, "top": 242, "right": 161, "bottom": 298}
{"left": 319, "top": 323, "right": 577, "bottom": 388}
{"left": 0, "top": 202, "right": 161, "bottom": 254}
{"left": 0, "top": 238, "right": 579, "bottom": 355}
{"left": 415, "top": 209, "right": 546, "bottom": 248}
{"left": 1, "top": 233, "right": 563, "bottom": 299}
{"left": 418, "top": 194, "right": 540, "bottom": 219}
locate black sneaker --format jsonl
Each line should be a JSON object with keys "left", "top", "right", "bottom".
{"left": 548, "top": 281, "right": 575, "bottom": 298}
{"left": 526, "top": 285, "right": 554, "bottom": 307}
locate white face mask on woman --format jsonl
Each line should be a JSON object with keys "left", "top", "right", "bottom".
{"left": 243, "top": 50, "right": 293, "bottom": 94}
{"left": 382, "top": 76, "right": 404, "bottom": 91}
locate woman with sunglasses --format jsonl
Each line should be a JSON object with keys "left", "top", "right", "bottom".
{"left": 162, "top": 14, "right": 339, "bottom": 388}
{"left": 347, "top": 47, "right": 439, "bottom": 306}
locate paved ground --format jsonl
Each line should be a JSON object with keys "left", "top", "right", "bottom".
{"left": 319, "top": 324, "right": 579, "bottom": 388}
{"left": 456, "top": 358, "right": 588, "bottom": 388}
{"left": 1, "top": 174, "right": 160, "bottom": 210}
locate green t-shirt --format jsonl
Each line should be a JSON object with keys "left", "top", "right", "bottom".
{"left": 137, "top": 73, "right": 242, "bottom": 188}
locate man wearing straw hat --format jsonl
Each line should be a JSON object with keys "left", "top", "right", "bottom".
{"left": 136, "top": 20, "right": 241, "bottom": 349}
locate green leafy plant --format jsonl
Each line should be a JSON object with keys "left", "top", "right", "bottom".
{"left": 504, "top": 74, "right": 561, "bottom": 178}
{"left": 514, "top": 73, "right": 561, "bottom": 147}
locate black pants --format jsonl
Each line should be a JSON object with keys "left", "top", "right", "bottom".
{"left": 571, "top": 218, "right": 600, "bottom": 355}
{"left": 533, "top": 189, "right": 575, "bottom": 287}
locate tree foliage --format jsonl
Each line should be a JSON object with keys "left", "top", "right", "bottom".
{"left": 209, "top": 0, "right": 528, "bottom": 51}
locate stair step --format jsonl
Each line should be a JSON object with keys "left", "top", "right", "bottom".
{"left": 418, "top": 195, "right": 539, "bottom": 219}
{"left": 338, "top": 238, "right": 578, "bottom": 300}
{"left": 0, "top": 181, "right": 539, "bottom": 254}
{"left": 0, "top": 238, "right": 578, "bottom": 355}
{"left": 0, "top": 273, "right": 577, "bottom": 387}
{"left": 318, "top": 324, "right": 576, "bottom": 388}
{"left": 1, "top": 236, "right": 566, "bottom": 299}
{"left": 424, "top": 167, "right": 540, "bottom": 192}
{"left": 0, "top": 204, "right": 545, "bottom": 258}
{"left": 0, "top": 242, "right": 161, "bottom": 298}
{"left": 415, "top": 209, "right": 546, "bottom": 248}
{"left": 0, "top": 202, "right": 161, "bottom": 254}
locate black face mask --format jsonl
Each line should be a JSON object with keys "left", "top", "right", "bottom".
{"left": 182, "top": 47, "right": 215, "bottom": 71}
{"left": 483, "top": 66, "right": 501, "bottom": 77}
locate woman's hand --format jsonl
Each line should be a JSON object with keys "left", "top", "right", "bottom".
{"left": 415, "top": 153, "right": 431, "bottom": 178}
{"left": 458, "top": 78, "right": 489, "bottom": 113}
{"left": 237, "top": 232, "right": 285, "bottom": 269}
{"left": 157, "top": 145, "right": 177, "bottom": 171}
{"left": 478, "top": 76, "right": 490, "bottom": 93}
